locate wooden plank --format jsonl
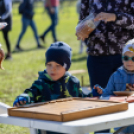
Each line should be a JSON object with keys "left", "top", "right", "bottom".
{"left": 69, "top": 70, "right": 87, "bottom": 75}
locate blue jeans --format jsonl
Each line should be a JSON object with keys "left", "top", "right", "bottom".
{"left": 16, "top": 16, "right": 40, "bottom": 46}
{"left": 42, "top": 7, "right": 58, "bottom": 42}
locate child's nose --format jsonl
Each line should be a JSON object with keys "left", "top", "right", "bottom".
{"left": 128, "top": 60, "right": 133, "bottom": 63}
{"left": 51, "top": 66, "right": 56, "bottom": 71}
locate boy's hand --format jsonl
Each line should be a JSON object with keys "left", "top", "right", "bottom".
{"left": 126, "top": 84, "right": 134, "bottom": 91}
{"left": 94, "top": 84, "right": 103, "bottom": 94}
{"left": 13, "top": 96, "right": 27, "bottom": 107}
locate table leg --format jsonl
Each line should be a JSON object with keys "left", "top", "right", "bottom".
{"left": 40, "top": 130, "right": 47, "bottom": 134}
{"left": 113, "top": 126, "right": 128, "bottom": 134}
{"left": 30, "top": 128, "right": 37, "bottom": 134}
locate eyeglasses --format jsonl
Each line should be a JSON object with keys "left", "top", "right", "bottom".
{"left": 122, "top": 56, "right": 134, "bottom": 62}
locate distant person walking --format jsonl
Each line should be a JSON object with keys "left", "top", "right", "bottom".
{"left": 0, "top": 0, "right": 12, "bottom": 60}
{"left": 39, "top": 0, "right": 59, "bottom": 43}
{"left": 14, "top": 0, "right": 43, "bottom": 51}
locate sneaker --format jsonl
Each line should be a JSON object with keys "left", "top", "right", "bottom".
{"left": 5, "top": 54, "right": 12, "bottom": 60}
{"left": 14, "top": 46, "right": 24, "bottom": 52}
{"left": 39, "top": 35, "right": 45, "bottom": 43}
{"left": 37, "top": 44, "right": 45, "bottom": 49}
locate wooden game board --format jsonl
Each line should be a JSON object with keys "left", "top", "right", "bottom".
{"left": 8, "top": 97, "right": 128, "bottom": 122}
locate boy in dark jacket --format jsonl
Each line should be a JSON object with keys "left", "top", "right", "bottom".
{"left": 13, "top": 42, "right": 83, "bottom": 134}
{"left": 13, "top": 41, "right": 82, "bottom": 107}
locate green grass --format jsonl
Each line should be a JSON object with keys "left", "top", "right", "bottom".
{"left": 0, "top": 1, "right": 91, "bottom": 134}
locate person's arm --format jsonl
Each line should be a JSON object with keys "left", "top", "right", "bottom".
{"left": 101, "top": 74, "right": 115, "bottom": 97}
{"left": 95, "top": 1, "right": 134, "bottom": 30}
{"left": 114, "top": 8, "right": 134, "bottom": 29}
{"left": 1, "top": 0, "right": 12, "bottom": 20}
{"left": 13, "top": 78, "right": 44, "bottom": 107}
{"left": 24, "top": 78, "right": 45, "bottom": 103}
{"left": 45, "top": 0, "right": 55, "bottom": 13}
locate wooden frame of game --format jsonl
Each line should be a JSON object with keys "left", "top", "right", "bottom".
{"left": 8, "top": 97, "right": 128, "bottom": 122}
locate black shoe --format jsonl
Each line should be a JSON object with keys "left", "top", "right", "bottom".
{"left": 37, "top": 44, "right": 45, "bottom": 49}
{"left": 39, "top": 35, "right": 45, "bottom": 43}
{"left": 14, "top": 46, "right": 24, "bottom": 52}
{"left": 5, "top": 54, "right": 12, "bottom": 60}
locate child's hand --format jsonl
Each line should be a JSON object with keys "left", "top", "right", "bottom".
{"left": 13, "top": 96, "right": 27, "bottom": 107}
{"left": 126, "top": 84, "right": 134, "bottom": 91}
{"left": 94, "top": 84, "right": 103, "bottom": 94}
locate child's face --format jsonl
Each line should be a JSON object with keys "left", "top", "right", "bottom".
{"left": 122, "top": 51, "right": 134, "bottom": 71}
{"left": 46, "top": 61, "right": 66, "bottom": 81}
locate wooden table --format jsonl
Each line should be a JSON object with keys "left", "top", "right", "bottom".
{"left": 0, "top": 103, "right": 134, "bottom": 134}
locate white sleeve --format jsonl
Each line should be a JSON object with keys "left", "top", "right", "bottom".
{"left": 1, "top": 0, "right": 12, "bottom": 20}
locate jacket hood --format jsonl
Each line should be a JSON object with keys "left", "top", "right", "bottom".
{"left": 117, "top": 66, "right": 134, "bottom": 77}
{"left": 38, "top": 69, "right": 71, "bottom": 82}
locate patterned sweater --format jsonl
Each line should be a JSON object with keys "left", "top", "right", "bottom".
{"left": 80, "top": 0, "right": 134, "bottom": 56}
{"left": 19, "top": 70, "right": 82, "bottom": 103}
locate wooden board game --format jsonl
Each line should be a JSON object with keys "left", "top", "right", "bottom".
{"left": 8, "top": 97, "right": 128, "bottom": 122}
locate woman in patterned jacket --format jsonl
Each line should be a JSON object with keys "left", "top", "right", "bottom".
{"left": 77, "top": 0, "right": 134, "bottom": 95}
{"left": 76, "top": 1, "right": 134, "bottom": 133}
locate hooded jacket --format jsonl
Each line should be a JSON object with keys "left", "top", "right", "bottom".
{"left": 80, "top": 0, "right": 134, "bottom": 56}
{"left": 102, "top": 66, "right": 134, "bottom": 96}
{"left": 20, "top": 70, "right": 82, "bottom": 103}
{"left": 19, "top": 0, "right": 34, "bottom": 19}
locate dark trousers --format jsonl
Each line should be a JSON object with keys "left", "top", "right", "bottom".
{"left": 38, "top": 130, "right": 65, "bottom": 134}
{"left": 2, "top": 31, "right": 11, "bottom": 53}
{"left": 87, "top": 54, "right": 122, "bottom": 133}
{"left": 87, "top": 54, "right": 122, "bottom": 90}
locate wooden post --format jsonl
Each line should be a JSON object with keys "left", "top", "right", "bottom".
{"left": 81, "top": 76, "right": 84, "bottom": 87}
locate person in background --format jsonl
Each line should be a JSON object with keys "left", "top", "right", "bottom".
{"left": 39, "top": 0, "right": 59, "bottom": 44}
{"left": 94, "top": 39, "right": 134, "bottom": 134}
{"left": 13, "top": 41, "right": 84, "bottom": 134}
{"left": 14, "top": 0, "right": 43, "bottom": 51}
{"left": 0, "top": 0, "right": 12, "bottom": 60}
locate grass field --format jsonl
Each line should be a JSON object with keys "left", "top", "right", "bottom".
{"left": 0, "top": 1, "right": 91, "bottom": 134}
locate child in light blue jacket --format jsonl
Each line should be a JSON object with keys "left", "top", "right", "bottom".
{"left": 94, "top": 38, "right": 134, "bottom": 133}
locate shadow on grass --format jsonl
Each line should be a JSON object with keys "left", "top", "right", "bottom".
{"left": 12, "top": 47, "right": 46, "bottom": 54}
